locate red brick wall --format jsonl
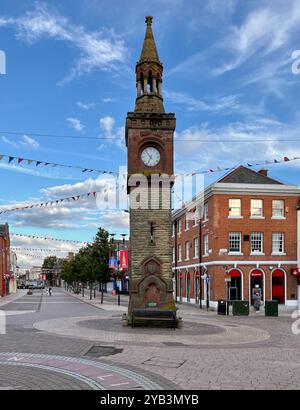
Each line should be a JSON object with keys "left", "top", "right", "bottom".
{"left": 0, "top": 234, "right": 10, "bottom": 297}
{"left": 172, "top": 192, "right": 298, "bottom": 304}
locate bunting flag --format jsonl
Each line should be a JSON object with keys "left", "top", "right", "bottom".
{"left": 183, "top": 156, "right": 300, "bottom": 177}
{"left": 11, "top": 233, "right": 88, "bottom": 244}
{"left": 0, "top": 153, "right": 118, "bottom": 176}
{"left": 0, "top": 151, "right": 298, "bottom": 178}
{"left": 16, "top": 252, "right": 53, "bottom": 259}
{"left": 11, "top": 247, "right": 76, "bottom": 252}
{"left": 0, "top": 190, "right": 102, "bottom": 215}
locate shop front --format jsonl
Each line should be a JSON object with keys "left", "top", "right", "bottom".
{"left": 271, "top": 269, "right": 285, "bottom": 304}
{"left": 227, "top": 269, "right": 242, "bottom": 301}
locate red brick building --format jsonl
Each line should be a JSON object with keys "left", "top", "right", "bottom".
{"left": 172, "top": 166, "right": 300, "bottom": 309}
{"left": 0, "top": 223, "right": 11, "bottom": 298}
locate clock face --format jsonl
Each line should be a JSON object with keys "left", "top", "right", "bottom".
{"left": 141, "top": 147, "right": 161, "bottom": 167}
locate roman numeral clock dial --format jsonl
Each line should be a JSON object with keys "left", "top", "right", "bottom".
{"left": 141, "top": 147, "right": 161, "bottom": 167}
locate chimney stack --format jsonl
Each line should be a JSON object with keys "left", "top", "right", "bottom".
{"left": 258, "top": 168, "right": 268, "bottom": 177}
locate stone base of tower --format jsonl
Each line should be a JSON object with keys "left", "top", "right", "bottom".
{"left": 125, "top": 275, "right": 180, "bottom": 328}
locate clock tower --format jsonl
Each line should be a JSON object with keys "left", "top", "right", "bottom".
{"left": 125, "top": 16, "right": 178, "bottom": 325}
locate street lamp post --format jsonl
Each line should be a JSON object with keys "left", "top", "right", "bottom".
{"left": 120, "top": 234, "right": 127, "bottom": 293}
{"left": 110, "top": 234, "right": 117, "bottom": 291}
{"left": 198, "top": 214, "right": 202, "bottom": 309}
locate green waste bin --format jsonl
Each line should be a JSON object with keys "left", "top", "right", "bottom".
{"left": 265, "top": 300, "right": 278, "bottom": 317}
{"left": 232, "top": 300, "right": 249, "bottom": 316}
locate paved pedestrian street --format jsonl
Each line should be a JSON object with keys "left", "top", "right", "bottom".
{"left": 0, "top": 288, "right": 300, "bottom": 390}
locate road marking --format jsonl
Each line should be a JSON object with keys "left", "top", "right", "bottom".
{"left": 6, "top": 356, "right": 25, "bottom": 362}
{"left": 97, "top": 374, "right": 114, "bottom": 381}
{"left": 110, "top": 382, "right": 130, "bottom": 387}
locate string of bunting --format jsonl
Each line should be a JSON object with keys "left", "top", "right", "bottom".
{"left": 0, "top": 190, "right": 100, "bottom": 215}
{"left": 11, "top": 233, "right": 88, "bottom": 244}
{"left": 0, "top": 153, "right": 118, "bottom": 176}
{"left": 11, "top": 247, "right": 76, "bottom": 252}
{"left": 0, "top": 152, "right": 299, "bottom": 177}
{"left": 187, "top": 156, "right": 300, "bottom": 177}
{"left": 16, "top": 252, "right": 52, "bottom": 259}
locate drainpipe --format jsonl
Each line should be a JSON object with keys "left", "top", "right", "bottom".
{"left": 174, "top": 220, "right": 178, "bottom": 302}
{"left": 198, "top": 216, "right": 202, "bottom": 309}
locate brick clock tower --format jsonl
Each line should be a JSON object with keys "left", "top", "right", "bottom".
{"left": 125, "top": 16, "right": 178, "bottom": 326}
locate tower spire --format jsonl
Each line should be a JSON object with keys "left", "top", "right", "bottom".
{"left": 135, "top": 16, "right": 165, "bottom": 113}
{"left": 139, "top": 16, "right": 160, "bottom": 64}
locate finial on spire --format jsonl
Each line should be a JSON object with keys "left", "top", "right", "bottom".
{"left": 145, "top": 16, "right": 153, "bottom": 26}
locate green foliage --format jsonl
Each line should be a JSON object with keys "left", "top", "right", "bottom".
{"left": 60, "top": 227, "right": 112, "bottom": 286}
{"left": 42, "top": 256, "right": 58, "bottom": 283}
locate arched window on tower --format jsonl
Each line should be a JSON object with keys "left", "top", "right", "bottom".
{"left": 147, "top": 71, "right": 152, "bottom": 93}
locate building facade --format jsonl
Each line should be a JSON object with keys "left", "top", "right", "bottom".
{"left": 172, "top": 166, "right": 300, "bottom": 308}
{"left": 0, "top": 223, "right": 11, "bottom": 298}
{"left": 9, "top": 251, "right": 18, "bottom": 294}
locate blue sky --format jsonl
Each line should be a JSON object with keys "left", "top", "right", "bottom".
{"left": 0, "top": 0, "right": 300, "bottom": 266}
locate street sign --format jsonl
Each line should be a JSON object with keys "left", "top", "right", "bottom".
{"left": 291, "top": 268, "right": 300, "bottom": 276}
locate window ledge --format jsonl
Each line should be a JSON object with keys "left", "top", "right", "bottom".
{"left": 185, "top": 258, "right": 190, "bottom": 262}
{"left": 203, "top": 219, "right": 209, "bottom": 223}
{"left": 250, "top": 216, "right": 265, "bottom": 219}
{"left": 271, "top": 252, "right": 286, "bottom": 256}
{"left": 250, "top": 252, "right": 265, "bottom": 256}
{"left": 228, "top": 252, "right": 244, "bottom": 256}
{"left": 193, "top": 256, "right": 199, "bottom": 260}
{"left": 271, "top": 217, "right": 286, "bottom": 220}
{"left": 228, "top": 216, "right": 243, "bottom": 219}
{"left": 202, "top": 254, "right": 209, "bottom": 258}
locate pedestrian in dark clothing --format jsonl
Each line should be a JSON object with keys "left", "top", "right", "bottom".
{"left": 253, "top": 292, "right": 261, "bottom": 312}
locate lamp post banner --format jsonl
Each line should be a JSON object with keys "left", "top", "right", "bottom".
{"left": 120, "top": 250, "right": 129, "bottom": 269}
{"left": 109, "top": 256, "right": 118, "bottom": 269}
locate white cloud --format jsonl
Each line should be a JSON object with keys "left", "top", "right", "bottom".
{"left": 77, "top": 101, "right": 95, "bottom": 110}
{"left": 102, "top": 97, "right": 116, "bottom": 103}
{"left": 174, "top": 118, "right": 300, "bottom": 176}
{"left": 1, "top": 136, "right": 19, "bottom": 148}
{"left": 215, "top": 1, "right": 300, "bottom": 75}
{"left": 0, "top": 2, "right": 128, "bottom": 84}
{"left": 66, "top": 117, "right": 85, "bottom": 131}
{"left": 1, "top": 134, "right": 40, "bottom": 149}
{"left": 165, "top": 91, "right": 262, "bottom": 116}
{"left": 99, "top": 211, "right": 129, "bottom": 231}
{"left": 40, "top": 176, "right": 115, "bottom": 198}
{"left": 100, "top": 116, "right": 115, "bottom": 135}
{"left": 21, "top": 135, "right": 40, "bottom": 149}
{"left": 99, "top": 116, "right": 124, "bottom": 149}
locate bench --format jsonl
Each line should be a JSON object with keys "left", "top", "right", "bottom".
{"left": 131, "top": 308, "right": 177, "bottom": 328}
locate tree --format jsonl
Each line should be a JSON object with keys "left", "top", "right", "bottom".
{"left": 59, "top": 227, "right": 112, "bottom": 300}
{"left": 42, "top": 256, "right": 58, "bottom": 286}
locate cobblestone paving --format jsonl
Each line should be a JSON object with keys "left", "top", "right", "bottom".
{"left": 0, "top": 289, "right": 177, "bottom": 390}
{"left": 1, "top": 288, "right": 300, "bottom": 390}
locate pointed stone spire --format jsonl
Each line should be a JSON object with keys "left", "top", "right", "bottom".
{"left": 135, "top": 17, "right": 165, "bottom": 113}
{"left": 139, "top": 16, "right": 161, "bottom": 64}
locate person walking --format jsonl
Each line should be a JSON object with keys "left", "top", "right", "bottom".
{"left": 253, "top": 292, "right": 261, "bottom": 312}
